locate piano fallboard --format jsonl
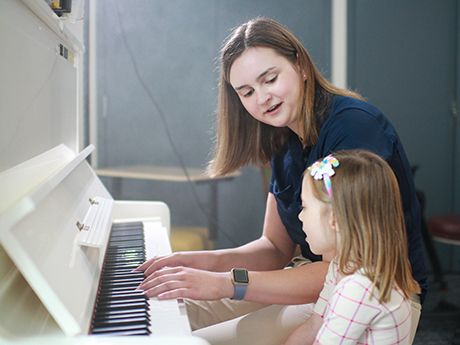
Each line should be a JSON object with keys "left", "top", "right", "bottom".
{"left": 1, "top": 0, "right": 208, "bottom": 342}
{"left": 0, "top": 145, "right": 207, "bottom": 344}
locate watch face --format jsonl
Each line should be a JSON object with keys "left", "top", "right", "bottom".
{"left": 233, "top": 269, "right": 249, "bottom": 284}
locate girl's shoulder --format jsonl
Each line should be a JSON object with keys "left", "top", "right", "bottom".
{"left": 335, "top": 270, "right": 377, "bottom": 302}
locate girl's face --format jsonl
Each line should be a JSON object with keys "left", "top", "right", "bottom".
{"left": 299, "top": 176, "right": 338, "bottom": 256}
{"left": 229, "top": 47, "right": 304, "bottom": 135}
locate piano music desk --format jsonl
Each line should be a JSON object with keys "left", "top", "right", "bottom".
{"left": 95, "top": 165, "right": 240, "bottom": 243}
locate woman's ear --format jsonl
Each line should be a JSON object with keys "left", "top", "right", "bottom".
{"left": 295, "top": 53, "right": 306, "bottom": 79}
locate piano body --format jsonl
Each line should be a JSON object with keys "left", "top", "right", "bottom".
{"left": 0, "top": 0, "right": 208, "bottom": 344}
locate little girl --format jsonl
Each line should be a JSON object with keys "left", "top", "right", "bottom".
{"left": 295, "top": 150, "right": 421, "bottom": 345}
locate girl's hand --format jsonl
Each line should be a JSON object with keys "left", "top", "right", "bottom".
{"left": 137, "top": 266, "right": 234, "bottom": 300}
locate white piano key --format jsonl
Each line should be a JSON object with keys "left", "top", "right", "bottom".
{"left": 143, "top": 219, "right": 192, "bottom": 336}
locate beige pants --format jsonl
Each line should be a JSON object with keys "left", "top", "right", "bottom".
{"left": 410, "top": 295, "right": 422, "bottom": 344}
{"left": 188, "top": 298, "right": 421, "bottom": 345}
{"left": 188, "top": 299, "right": 314, "bottom": 345}
{"left": 186, "top": 257, "right": 422, "bottom": 345}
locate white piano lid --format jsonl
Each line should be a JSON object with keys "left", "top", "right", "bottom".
{"left": 0, "top": 144, "right": 94, "bottom": 221}
{"left": 0, "top": 144, "right": 113, "bottom": 337}
{"left": 0, "top": 0, "right": 83, "bottom": 173}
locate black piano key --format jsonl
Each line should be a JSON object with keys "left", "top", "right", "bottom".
{"left": 98, "top": 291, "right": 142, "bottom": 300}
{"left": 98, "top": 285, "right": 140, "bottom": 293}
{"left": 104, "top": 255, "right": 143, "bottom": 261}
{"left": 102, "top": 267, "right": 142, "bottom": 274}
{"left": 98, "top": 291, "right": 148, "bottom": 302}
{"left": 104, "top": 257, "right": 145, "bottom": 264}
{"left": 98, "top": 279, "right": 141, "bottom": 289}
{"left": 108, "top": 245, "right": 144, "bottom": 252}
{"left": 94, "top": 305, "right": 149, "bottom": 316}
{"left": 105, "top": 255, "right": 145, "bottom": 262}
{"left": 109, "top": 238, "right": 144, "bottom": 244}
{"left": 93, "top": 316, "right": 150, "bottom": 329}
{"left": 94, "top": 308, "right": 149, "bottom": 319}
{"left": 101, "top": 276, "right": 144, "bottom": 284}
{"left": 94, "top": 311, "right": 149, "bottom": 322}
{"left": 91, "top": 221, "right": 152, "bottom": 336}
{"left": 111, "top": 222, "right": 143, "bottom": 229}
{"left": 94, "top": 329, "right": 151, "bottom": 337}
{"left": 96, "top": 301, "right": 148, "bottom": 312}
{"left": 99, "top": 283, "right": 144, "bottom": 291}
{"left": 96, "top": 298, "right": 148, "bottom": 309}
{"left": 91, "top": 324, "right": 151, "bottom": 334}
{"left": 103, "top": 263, "right": 144, "bottom": 270}
{"left": 110, "top": 235, "right": 144, "bottom": 242}
{"left": 101, "top": 271, "right": 145, "bottom": 280}
{"left": 110, "top": 234, "right": 143, "bottom": 239}
{"left": 100, "top": 282, "right": 143, "bottom": 290}
{"left": 96, "top": 290, "right": 146, "bottom": 300}
{"left": 107, "top": 245, "right": 144, "bottom": 250}
{"left": 106, "top": 250, "right": 145, "bottom": 258}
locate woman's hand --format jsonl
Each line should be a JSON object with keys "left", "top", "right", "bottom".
{"left": 135, "top": 250, "right": 216, "bottom": 277}
{"left": 137, "top": 266, "right": 234, "bottom": 300}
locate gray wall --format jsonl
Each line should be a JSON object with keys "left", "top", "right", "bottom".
{"left": 93, "top": 1, "right": 331, "bottom": 249}
{"left": 92, "top": 1, "right": 460, "bottom": 271}
{"left": 347, "top": 0, "right": 460, "bottom": 271}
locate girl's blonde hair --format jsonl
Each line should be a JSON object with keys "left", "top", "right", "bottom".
{"left": 207, "top": 17, "right": 363, "bottom": 177}
{"left": 308, "top": 150, "right": 420, "bottom": 303}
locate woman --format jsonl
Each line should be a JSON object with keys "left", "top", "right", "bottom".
{"left": 137, "top": 18, "right": 427, "bottom": 344}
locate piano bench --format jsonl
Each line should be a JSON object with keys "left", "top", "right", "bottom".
{"left": 170, "top": 227, "right": 212, "bottom": 252}
{"left": 428, "top": 213, "right": 460, "bottom": 246}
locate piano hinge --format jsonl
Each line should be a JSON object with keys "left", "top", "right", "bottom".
{"left": 76, "top": 221, "right": 89, "bottom": 231}
{"left": 75, "top": 197, "right": 103, "bottom": 231}
{"left": 76, "top": 196, "right": 114, "bottom": 248}
{"left": 89, "top": 197, "right": 99, "bottom": 205}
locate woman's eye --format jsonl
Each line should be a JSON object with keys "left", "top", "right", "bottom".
{"left": 266, "top": 75, "right": 278, "bottom": 84}
{"left": 243, "top": 90, "right": 254, "bottom": 97}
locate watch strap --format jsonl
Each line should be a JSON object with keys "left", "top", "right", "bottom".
{"left": 232, "top": 283, "right": 247, "bottom": 300}
{"left": 231, "top": 268, "right": 249, "bottom": 300}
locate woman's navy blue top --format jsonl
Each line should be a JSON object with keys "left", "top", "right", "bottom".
{"left": 269, "top": 95, "right": 428, "bottom": 301}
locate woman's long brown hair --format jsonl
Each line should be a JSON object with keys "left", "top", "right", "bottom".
{"left": 207, "top": 18, "right": 363, "bottom": 177}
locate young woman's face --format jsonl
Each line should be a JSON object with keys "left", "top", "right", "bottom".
{"left": 229, "top": 47, "right": 304, "bottom": 135}
{"left": 299, "top": 177, "right": 338, "bottom": 256}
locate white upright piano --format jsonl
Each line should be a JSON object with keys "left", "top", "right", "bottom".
{"left": 0, "top": 1, "right": 208, "bottom": 344}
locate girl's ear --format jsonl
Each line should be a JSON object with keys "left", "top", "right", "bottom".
{"left": 330, "top": 212, "right": 339, "bottom": 233}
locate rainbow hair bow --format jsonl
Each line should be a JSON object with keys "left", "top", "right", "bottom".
{"left": 308, "top": 155, "right": 340, "bottom": 197}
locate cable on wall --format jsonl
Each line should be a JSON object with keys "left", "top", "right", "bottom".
{"left": 113, "top": 2, "right": 238, "bottom": 247}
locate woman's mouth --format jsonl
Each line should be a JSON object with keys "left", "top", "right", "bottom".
{"left": 266, "top": 103, "right": 281, "bottom": 114}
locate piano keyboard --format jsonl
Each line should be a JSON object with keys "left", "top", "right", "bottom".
{"left": 91, "top": 222, "right": 151, "bottom": 336}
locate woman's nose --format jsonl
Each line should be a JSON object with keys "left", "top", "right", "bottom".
{"left": 257, "top": 90, "right": 271, "bottom": 105}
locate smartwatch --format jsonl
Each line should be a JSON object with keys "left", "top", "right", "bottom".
{"left": 231, "top": 268, "right": 249, "bottom": 300}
